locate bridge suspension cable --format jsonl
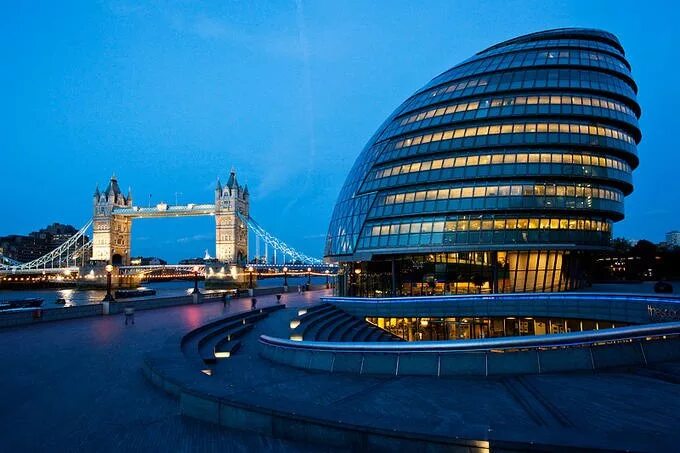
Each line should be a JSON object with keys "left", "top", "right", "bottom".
{"left": 237, "top": 212, "right": 323, "bottom": 265}
{"left": 0, "top": 219, "right": 93, "bottom": 272}
{"left": 1, "top": 213, "right": 323, "bottom": 273}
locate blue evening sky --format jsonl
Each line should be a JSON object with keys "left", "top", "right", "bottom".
{"left": 1, "top": 1, "right": 678, "bottom": 262}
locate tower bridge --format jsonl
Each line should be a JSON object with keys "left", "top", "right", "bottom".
{"left": 0, "top": 168, "right": 334, "bottom": 286}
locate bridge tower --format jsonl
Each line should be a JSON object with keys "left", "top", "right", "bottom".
{"left": 92, "top": 175, "right": 133, "bottom": 265}
{"left": 215, "top": 169, "right": 249, "bottom": 265}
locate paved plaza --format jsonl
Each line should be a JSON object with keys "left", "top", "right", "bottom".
{"left": 3, "top": 288, "right": 680, "bottom": 451}
{"left": 0, "top": 290, "right": 331, "bottom": 452}
{"left": 170, "top": 301, "right": 680, "bottom": 451}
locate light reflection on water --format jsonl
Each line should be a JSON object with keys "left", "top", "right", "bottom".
{"left": 0, "top": 276, "right": 327, "bottom": 308}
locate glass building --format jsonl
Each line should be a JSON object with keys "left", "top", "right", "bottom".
{"left": 325, "top": 28, "right": 640, "bottom": 296}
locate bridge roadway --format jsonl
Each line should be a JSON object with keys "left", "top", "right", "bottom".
{"left": 0, "top": 291, "right": 328, "bottom": 452}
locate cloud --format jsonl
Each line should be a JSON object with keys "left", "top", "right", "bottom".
{"left": 176, "top": 234, "right": 211, "bottom": 244}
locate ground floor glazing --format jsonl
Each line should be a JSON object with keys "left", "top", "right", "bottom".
{"left": 366, "top": 316, "right": 629, "bottom": 341}
{"left": 336, "top": 250, "right": 589, "bottom": 297}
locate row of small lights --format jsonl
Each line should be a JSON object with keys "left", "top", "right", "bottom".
{"left": 2, "top": 275, "right": 76, "bottom": 281}
{"left": 2, "top": 266, "right": 335, "bottom": 281}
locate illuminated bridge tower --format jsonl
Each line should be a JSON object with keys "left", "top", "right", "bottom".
{"left": 92, "top": 175, "right": 133, "bottom": 265}
{"left": 215, "top": 169, "right": 249, "bottom": 266}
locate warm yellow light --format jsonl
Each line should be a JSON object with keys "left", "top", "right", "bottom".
{"left": 248, "top": 266, "right": 254, "bottom": 272}
{"left": 290, "top": 319, "right": 301, "bottom": 329}
{"left": 192, "top": 265, "right": 199, "bottom": 272}
{"left": 283, "top": 266, "right": 288, "bottom": 272}
{"left": 325, "top": 270, "right": 330, "bottom": 274}
{"left": 354, "top": 268, "right": 361, "bottom": 275}
{"left": 105, "top": 264, "right": 113, "bottom": 273}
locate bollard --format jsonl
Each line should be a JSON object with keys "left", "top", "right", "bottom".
{"left": 251, "top": 297, "right": 257, "bottom": 310}
{"left": 124, "top": 306, "right": 135, "bottom": 325}
{"left": 276, "top": 294, "right": 282, "bottom": 304}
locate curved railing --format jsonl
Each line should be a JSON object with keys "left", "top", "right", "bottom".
{"left": 261, "top": 321, "right": 680, "bottom": 352}
{"left": 323, "top": 292, "right": 680, "bottom": 306}
{"left": 260, "top": 320, "right": 680, "bottom": 376}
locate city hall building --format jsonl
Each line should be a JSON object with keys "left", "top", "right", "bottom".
{"left": 325, "top": 28, "right": 640, "bottom": 296}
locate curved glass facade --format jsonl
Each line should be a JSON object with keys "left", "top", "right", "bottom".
{"left": 325, "top": 28, "right": 640, "bottom": 296}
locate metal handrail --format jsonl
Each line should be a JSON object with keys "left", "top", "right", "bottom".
{"left": 260, "top": 320, "right": 680, "bottom": 353}
{"left": 323, "top": 292, "right": 680, "bottom": 305}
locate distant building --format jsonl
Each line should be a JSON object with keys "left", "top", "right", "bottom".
{"left": 179, "top": 257, "right": 207, "bottom": 265}
{"left": 666, "top": 231, "right": 680, "bottom": 247}
{"left": 0, "top": 223, "right": 84, "bottom": 263}
{"left": 130, "top": 256, "right": 167, "bottom": 266}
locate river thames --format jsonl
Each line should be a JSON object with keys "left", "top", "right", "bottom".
{"left": 0, "top": 276, "right": 329, "bottom": 309}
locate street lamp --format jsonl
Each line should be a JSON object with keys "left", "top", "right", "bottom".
{"left": 248, "top": 265, "right": 254, "bottom": 289}
{"left": 325, "top": 269, "right": 330, "bottom": 289}
{"left": 192, "top": 265, "right": 200, "bottom": 294}
{"left": 354, "top": 267, "right": 362, "bottom": 297}
{"left": 283, "top": 266, "right": 288, "bottom": 287}
{"left": 103, "top": 264, "right": 114, "bottom": 301}
{"left": 306, "top": 267, "right": 312, "bottom": 286}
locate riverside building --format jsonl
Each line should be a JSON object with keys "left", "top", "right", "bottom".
{"left": 325, "top": 28, "right": 641, "bottom": 296}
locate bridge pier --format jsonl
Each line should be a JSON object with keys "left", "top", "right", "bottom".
{"left": 76, "top": 264, "right": 142, "bottom": 290}
{"left": 203, "top": 263, "right": 250, "bottom": 290}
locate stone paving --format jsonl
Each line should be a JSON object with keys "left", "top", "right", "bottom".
{"left": 197, "top": 306, "right": 680, "bottom": 451}
{"left": 3, "top": 287, "right": 680, "bottom": 451}
{"left": 0, "top": 290, "right": 332, "bottom": 452}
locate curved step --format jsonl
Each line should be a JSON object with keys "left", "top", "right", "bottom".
{"left": 295, "top": 303, "right": 331, "bottom": 317}
{"left": 321, "top": 315, "right": 359, "bottom": 342}
{"left": 304, "top": 311, "right": 351, "bottom": 341}
{"left": 352, "top": 325, "right": 378, "bottom": 342}
{"left": 291, "top": 307, "right": 341, "bottom": 340}
{"left": 200, "top": 324, "right": 254, "bottom": 364}
{"left": 196, "top": 312, "right": 266, "bottom": 352}
{"left": 183, "top": 305, "right": 286, "bottom": 364}
{"left": 339, "top": 319, "right": 366, "bottom": 342}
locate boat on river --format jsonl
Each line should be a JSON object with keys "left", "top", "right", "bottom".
{"left": 114, "top": 288, "right": 157, "bottom": 299}
{"left": 0, "top": 298, "right": 44, "bottom": 311}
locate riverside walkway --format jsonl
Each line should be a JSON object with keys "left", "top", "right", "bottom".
{"left": 3, "top": 288, "right": 680, "bottom": 451}
{"left": 163, "top": 303, "right": 680, "bottom": 451}
{"left": 0, "top": 290, "right": 330, "bottom": 452}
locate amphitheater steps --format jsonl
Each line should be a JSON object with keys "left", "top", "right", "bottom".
{"left": 182, "top": 304, "right": 285, "bottom": 367}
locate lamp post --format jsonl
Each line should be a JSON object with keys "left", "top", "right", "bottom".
{"left": 103, "top": 264, "right": 114, "bottom": 301}
{"left": 325, "top": 269, "right": 330, "bottom": 289}
{"left": 248, "top": 265, "right": 254, "bottom": 289}
{"left": 306, "top": 267, "right": 312, "bottom": 287}
{"left": 354, "top": 267, "right": 362, "bottom": 297}
{"left": 192, "top": 265, "right": 200, "bottom": 294}
{"left": 283, "top": 266, "right": 288, "bottom": 287}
